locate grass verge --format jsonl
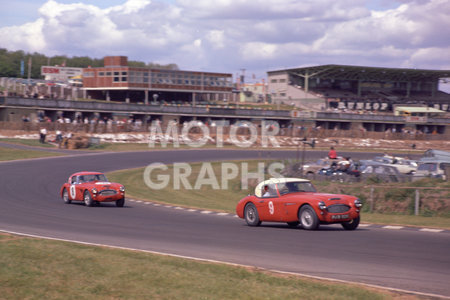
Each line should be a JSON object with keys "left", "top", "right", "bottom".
{"left": 0, "top": 138, "right": 56, "bottom": 148}
{"left": 107, "top": 160, "right": 450, "bottom": 229}
{"left": 360, "top": 213, "right": 450, "bottom": 229}
{"left": 0, "top": 232, "right": 412, "bottom": 300}
{"left": 0, "top": 147, "right": 64, "bottom": 161}
{"left": 88, "top": 142, "right": 425, "bottom": 154}
{"left": 107, "top": 160, "right": 259, "bottom": 212}
{"left": 87, "top": 142, "right": 240, "bottom": 151}
{"left": 0, "top": 137, "right": 427, "bottom": 155}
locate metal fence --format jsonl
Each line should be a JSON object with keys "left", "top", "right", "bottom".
{"left": 318, "top": 183, "right": 450, "bottom": 216}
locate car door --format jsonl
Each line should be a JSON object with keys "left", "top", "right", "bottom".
{"left": 277, "top": 183, "right": 301, "bottom": 221}
{"left": 69, "top": 176, "right": 83, "bottom": 200}
{"left": 255, "top": 183, "right": 284, "bottom": 222}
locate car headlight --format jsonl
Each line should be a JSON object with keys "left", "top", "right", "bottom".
{"left": 318, "top": 201, "right": 327, "bottom": 210}
{"left": 92, "top": 188, "right": 98, "bottom": 194}
{"left": 119, "top": 186, "right": 125, "bottom": 192}
{"left": 354, "top": 199, "right": 362, "bottom": 208}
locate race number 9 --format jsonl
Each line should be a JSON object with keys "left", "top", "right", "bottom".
{"left": 268, "top": 201, "right": 274, "bottom": 215}
{"left": 70, "top": 184, "right": 76, "bottom": 199}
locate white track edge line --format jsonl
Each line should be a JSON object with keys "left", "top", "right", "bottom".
{"left": 124, "top": 200, "right": 449, "bottom": 233}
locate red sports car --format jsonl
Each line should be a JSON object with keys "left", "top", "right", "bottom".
{"left": 236, "top": 178, "right": 362, "bottom": 230}
{"left": 60, "top": 171, "right": 125, "bottom": 207}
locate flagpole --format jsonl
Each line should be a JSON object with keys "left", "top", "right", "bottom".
{"left": 27, "top": 57, "right": 32, "bottom": 83}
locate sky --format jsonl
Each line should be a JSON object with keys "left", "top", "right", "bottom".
{"left": 0, "top": 0, "right": 449, "bottom": 90}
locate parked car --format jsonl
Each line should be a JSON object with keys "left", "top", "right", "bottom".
{"left": 359, "top": 156, "right": 417, "bottom": 174}
{"left": 236, "top": 178, "right": 362, "bottom": 230}
{"left": 60, "top": 171, "right": 125, "bottom": 207}
{"left": 317, "top": 163, "right": 361, "bottom": 182}
{"left": 414, "top": 160, "right": 450, "bottom": 180}
{"left": 422, "top": 149, "right": 450, "bottom": 160}
{"left": 302, "top": 157, "right": 345, "bottom": 177}
{"left": 359, "top": 164, "right": 403, "bottom": 182}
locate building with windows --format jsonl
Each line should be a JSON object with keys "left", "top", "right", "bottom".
{"left": 239, "top": 81, "right": 267, "bottom": 103}
{"left": 82, "top": 56, "right": 233, "bottom": 104}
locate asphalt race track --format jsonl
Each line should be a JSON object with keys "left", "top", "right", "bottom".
{"left": 0, "top": 148, "right": 449, "bottom": 298}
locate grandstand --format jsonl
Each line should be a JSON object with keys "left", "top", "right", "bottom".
{"left": 267, "top": 65, "right": 450, "bottom": 112}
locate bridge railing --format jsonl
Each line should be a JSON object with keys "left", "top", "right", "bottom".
{"left": 2, "top": 96, "right": 449, "bottom": 121}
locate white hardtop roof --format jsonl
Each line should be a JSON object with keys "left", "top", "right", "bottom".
{"left": 255, "top": 178, "right": 310, "bottom": 197}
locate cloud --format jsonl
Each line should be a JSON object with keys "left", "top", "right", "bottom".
{"left": 0, "top": 18, "right": 46, "bottom": 52}
{"left": 177, "top": 0, "right": 369, "bottom": 21}
{"left": 106, "top": 0, "right": 151, "bottom": 14}
{"left": 408, "top": 47, "right": 450, "bottom": 69}
{"left": 0, "top": 0, "right": 448, "bottom": 80}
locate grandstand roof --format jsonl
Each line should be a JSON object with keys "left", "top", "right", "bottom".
{"left": 268, "top": 65, "right": 450, "bottom": 82}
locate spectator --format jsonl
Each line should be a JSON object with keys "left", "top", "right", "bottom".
{"left": 62, "top": 132, "right": 73, "bottom": 149}
{"left": 338, "top": 157, "right": 351, "bottom": 172}
{"left": 328, "top": 146, "right": 337, "bottom": 159}
{"left": 39, "top": 127, "right": 47, "bottom": 143}
{"left": 55, "top": 130, "right": 63, "bottom": 146}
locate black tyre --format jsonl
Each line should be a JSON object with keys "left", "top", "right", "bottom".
{"left": 287, "top": 221, "right": 300, "bottom": 228}
{"left": 244, "top": 203, "right": 261, "bottom": 226}
{"left": 83, "top": 190, "right": 94, "bottom": 207}
{"left": 299, "top": 205, "right": 319, "bottom": 230}
{"left": 341, "top": 216, "right": 360, "bottom": 230}
{"left": 116, "top": 198, "right": 125, "bottom": 207}
{"left": 62, "top": 188, "right": 71, "bottom": 204}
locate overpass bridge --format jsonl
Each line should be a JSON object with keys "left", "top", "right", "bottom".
{"left": 1, "top": 96, "right": 449, "bottom": 136}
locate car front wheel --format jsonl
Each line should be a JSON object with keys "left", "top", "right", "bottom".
{"left": 244, "top": 203, "right": 261, "bottom": 226}
{"left": 62, "top": 188, "right": 71, "bottom": 204}
{"left": 83, "top": 190, "right": 94, "bottom": 207}
{"left": 341, "top": 216, "right": 360, "bottom": 230}
{"left": 299, "top": 205, "right": 319, "bottom": 230}
{"left": 116, "top": 198, "right": 125, "bottom": 207}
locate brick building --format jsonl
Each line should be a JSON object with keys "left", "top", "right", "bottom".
{"left": 82, "top": 56, "right": 233, "bottom": 104}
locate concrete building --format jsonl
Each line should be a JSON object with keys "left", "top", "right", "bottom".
{"left": 267, "top": 65, "right": 450, "bottom": 112}
{"left": 239, "top": 82, "right": 267, "bottom": 103}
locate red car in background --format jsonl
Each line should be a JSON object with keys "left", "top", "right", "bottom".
{"left": 60, "top": 171, "right": 125, "bottom": 207}
{"left": 236, "top": 178, "right": 362, "bottom": 230}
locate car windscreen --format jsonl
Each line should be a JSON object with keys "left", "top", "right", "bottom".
{"left": 79, "top": 174, "right": 108, "bottom": 183}
{"left": 278, "top": 181, "right": 316, "bottom": 195}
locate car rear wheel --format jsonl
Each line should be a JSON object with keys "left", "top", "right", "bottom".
{"left": 83, "top": 190, "right": 94, "bottom": 207}
{"left": 299, "top": 205, "right": 319, "bottom": 230}
{"left": 341, "top": 216, "right": 360, "bottom": 230}
{"left": 62, "top": 188, "right": 71, "bottom": 204}
{"left": 116, "top": 198, "right": 125, "bottom": 207}
{"left": 244, "top": 203, "right": 261, "bottom": 226}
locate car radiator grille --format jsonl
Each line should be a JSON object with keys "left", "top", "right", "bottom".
{"left": 99, "top": 189, "right": 117, "bottom": 196}
{"left": 327, "top": 204, "right": 350, "bottom": 213}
